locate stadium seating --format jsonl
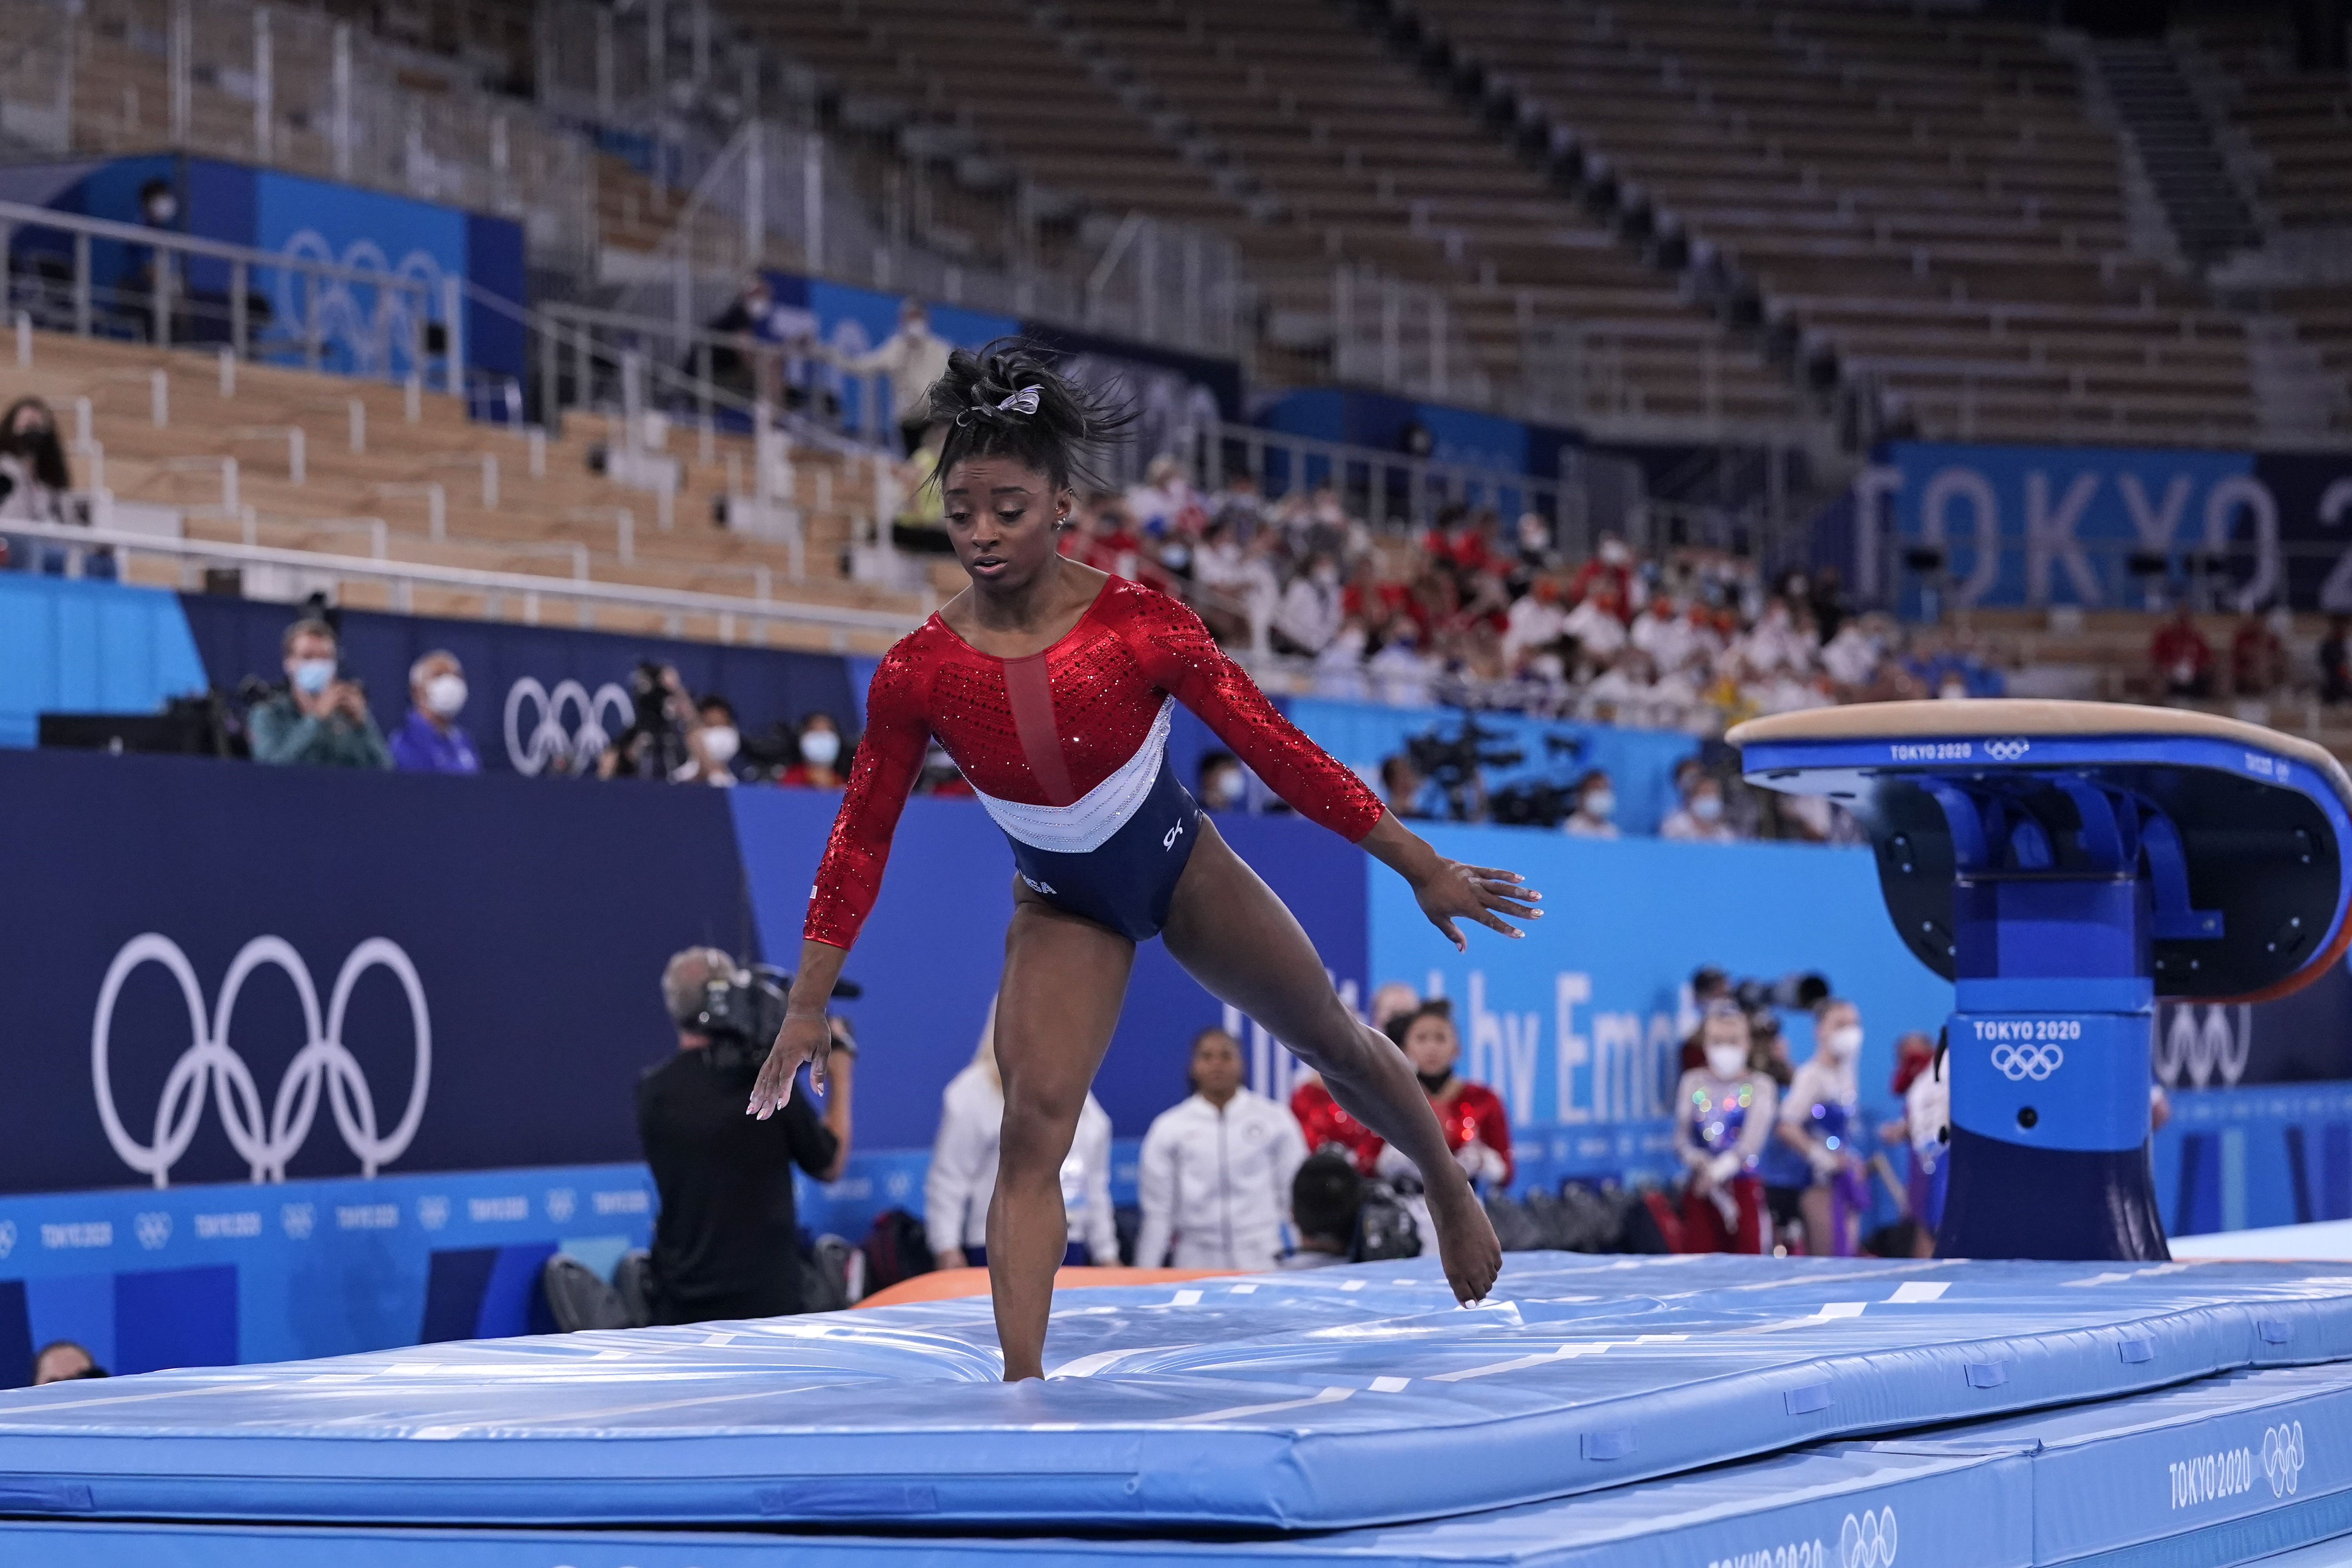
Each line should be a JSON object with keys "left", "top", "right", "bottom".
{"left": 0, "top": 329, "right": 922, "bottom": 651}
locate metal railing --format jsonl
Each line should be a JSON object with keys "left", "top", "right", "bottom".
{"left": 3, "top": 519, "right": 917, "bottom": 649}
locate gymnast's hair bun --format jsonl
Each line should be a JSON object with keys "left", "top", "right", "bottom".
{"left": 926, "top": 339, "right": 1136, "bottom": 492}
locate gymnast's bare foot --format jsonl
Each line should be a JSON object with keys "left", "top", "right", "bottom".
{"left": 1429, "top": 1175, "right": 1503, "bottom": 1304}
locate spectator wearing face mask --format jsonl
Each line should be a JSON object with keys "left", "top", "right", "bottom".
{"left": 0, "top": 396, "right": 86, "bottom": 574}
{"left": 778, "top": 712, "right": 845, "bottom": 788}
{"left": 673, "top": 695, "right": 742, "bottom": 786}
{"left": 1562, "top": 769, "right": 1620, "bottom": 839}
{"left": 1764, "top": 998, "right": 1867, "bottom": 1256}
{"left": 389, "top": 651, "right": 479, "bottom": 774}
{"left": 1390, "top": 1001, "right": 1512, "bottom": 1186}
{"left": 1273, "top": 552, "right": 1346, "bottom": 657}
{"left": 1672, "top": 1001, "right": 1778, "bottom": 1252}
{"left": 1661, "top": 775, "right": 1736, "bottom": 842}
{"left": 249, "top": 617, "right": 392, "bottom": 769}
{"left": 1198, "top": 751, "right": 1247, "bottom": 814}
{"left": 1134, "top": 1028, "right": 1308, "bottom": 1272}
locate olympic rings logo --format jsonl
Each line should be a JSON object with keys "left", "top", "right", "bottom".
{"left": 505, "top": 678, "right": 633, "bottom": 777}
{"left": 2265, "top": 1421, "right": 2306, "bottom": 1497}
{"left": 93, "top": 934, "right": 431, "bottom": 1188}
{"left": 271, "top": 231, "right": 443, "bottom": 380}
{"left": 1840, "top": 1507, "right": 1897, "bottom": 1568}
{"left": 1985, "top": 738, "right": 2032, "bottom": 762}
{"left": 1989, "top": 1042, "right": 2065, "bottom": 1081}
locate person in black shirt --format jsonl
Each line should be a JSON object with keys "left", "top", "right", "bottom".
{"left": 635, "top": 947, "right": 854, "bottom": 1324}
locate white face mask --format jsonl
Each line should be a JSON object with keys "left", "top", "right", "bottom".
{"left": 1209, "top": 771, "right": 1244, "bottom": 807}
{"left": 1583, "top": 790, "right": 1616, "bottom": 820}
{"left": 422, "top": 673, "right": 466, "bottom": 718}
{"left": 1826, "top": 1024, "right": 1863, "bottom": 1060}
{"left": 702, "top": 725, "right": 741, "bottom": 766}
{"left": 799, "top": 728, "right": 841, "bottom": 767}
{"left": 290, "top": 658, "right": 336, "bottom": 695}
{"left": 1691, "top": 792, "right": 1724, "bottom": 822}
{"left": 1705, "top": 1044, "right": 1748, "bottom": 1080}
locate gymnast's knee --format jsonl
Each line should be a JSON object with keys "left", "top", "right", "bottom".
{"left": 996, "top": 1091, "right": 1082, "bottom": 1181}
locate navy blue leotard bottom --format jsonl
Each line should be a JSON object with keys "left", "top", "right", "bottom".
{"left": 1002, "top": 756, "right": 1203, "bottom": 942}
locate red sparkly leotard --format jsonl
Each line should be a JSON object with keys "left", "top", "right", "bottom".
{"left": 1294, "top": 1077, "right": 1514, "bottom": 1184}
{"left": 805, "top": 576, "right": 1385, "bottom": 949}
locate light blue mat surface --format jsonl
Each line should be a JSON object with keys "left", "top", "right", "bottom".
{"left": 2, "top": 1255, "right": 2351, "bottom": 1530}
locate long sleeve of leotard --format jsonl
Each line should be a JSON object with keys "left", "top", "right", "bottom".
{"left": 1121, "top": 595, "right": 1385, "bottom": 842}
{"left": 804, "top": 645, "right": 931, "bottom": 950}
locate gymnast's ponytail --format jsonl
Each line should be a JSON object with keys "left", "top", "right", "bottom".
{"left": 926, "top": 340, "right": 1136, "bottom": 495}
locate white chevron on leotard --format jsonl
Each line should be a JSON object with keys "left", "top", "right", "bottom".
{"left": 970, "top": 698, "right": 1174, "bottom": 854}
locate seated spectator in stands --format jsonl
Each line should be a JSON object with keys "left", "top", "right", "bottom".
{"left": 1280, "top": 1153, "right": 1363, "bottom": 1268}
{"left": 1366, "top": 618, "right": 1438, "bottom": 707}
{"left": 1661, "top": 775, "right": 1736, "bottom": 843}
{"left": 1502, "top": 574, "right": 1567, "bottom": 666}
{"left": 0, "top": 396, "right": 82, "bottom": 575}
{"left": 925, "top": 998, "right": 1117, "bottom": 1269}
{"left": 1672, "top": 1001, "right": 1778, "bottom": 1253}
{"left": 31, "top": 1340, "right": 105, "bottom": 1384}
{"left": 2151, "top": 606, "right": 2214, "bottom": 699}
{"left": 1583, "top": 648, "right": 1661, "bottom": 727}
{"left": 670, "top": 695, "right": 742, "bottom": 786}
{"left": 1562, "top": 577, "right": 1630, "bottom": 660}
{"left": 1561, "top": 769, "right": 1620, "bottom": 839}
{"left": 1378, "top": 753, "right": 1428, "bottom": 820}
{"left": 250, "top": 618, "right": 391, "bottom": 769}
{"left": 1210, "top": 469, "right": 1264, "bottom": 541}
{"left": 1313, "top": 618, "right": 1372, "bottom": 701}
{"left": 2231, "top": 607, "right": 2289, "bottom": 698}
{"left": 2324, "top": 616, "right": 2352, "bottom": 705}
{"left": 1568, "top": 532, "right": 1635, "bottom": 607}
{"left": 1125, "top": 455, "right": 1202, "bottom": 538}
{"left": 389, "top": 651, "right": 479, "bottom": 774}
{"left": 1630, "top": 593, "right": 1696, "bottom": 672}
{"left": 1198, "top": 751, "right": 1247, "bottom": 814}
{"left": 1388, "top": 1000, "right": 1512, "bottom": 1187}
{"left": 1765, "top": 998, "right": 1866, "bottom": 1257}
{"left": 1273, "top": 552, "right": 1345, "bottom": 656}
{"left": 1135, "top": 1028, "right": 1307, "bottom": 1271}
{"left": 1820, "top": 613, "right": 1886, "bottom": 692}
{"left": 777, "top": 712, "right": 844, "bottom": 789}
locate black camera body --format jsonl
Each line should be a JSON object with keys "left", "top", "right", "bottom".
{"left": 1731, "top": 971, "right": 1832, "bottom": 1016}
{"left": 692, "top": 965, "right": 792, "bottom": 1077}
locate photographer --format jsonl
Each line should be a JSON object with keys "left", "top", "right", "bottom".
{"left": 635, "top": 947, "right": 853, "bottom": 1324}
{"left": 600, "top": 663, "right": 726, "bottom": 783}
{"left": 248, "top": 617, "right": 391, "bottom": 770}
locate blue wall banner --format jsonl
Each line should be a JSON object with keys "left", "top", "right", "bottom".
{"left": 1871, "top": 439, "right": 2352, "bottom": 614}
{"left": 176, "top": 593, "right": 858, "bottom": 777}
{"left": 0, "top": 575, "right": 207, "bottom": 748}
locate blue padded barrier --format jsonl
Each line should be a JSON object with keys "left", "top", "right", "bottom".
{"left": 6, "top": 1255, "right": 2352, "bottom": 1531}
{"left": 10, "top": 1360, "right": 2352, "bottom": 1565}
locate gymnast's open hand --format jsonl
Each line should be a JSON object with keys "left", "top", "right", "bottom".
{"left": 1411, "top": 859, "right": 1543, "bottom": 952}
{"left": 746, "top": 1012, "right": 834, "bottom": 1120}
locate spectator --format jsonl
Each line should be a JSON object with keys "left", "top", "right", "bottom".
{"left": 1501, "top": 575, "right": 1567, "bottom": 665}
{"left": 635, "top": 947, "right": 851, "bottom": 1324}
{"left": 1630, "top": 593, "right": 1695, "bottom": 672}
{"left": 925, "top": 998, "right": 1118, "bottom": 1270}
{"left": 1561, "top": 577, "right": 1630, "bottom": 659}
{"left": 1881, "top": 1030, "right": 1945, "bottom": 1258}
{"left": 673, "top": 695, "right": 741, "bottom": 786}
{"left": 30, "top": 1340, "right": 105, "bottom": 1384}
{"left": 1387, "top": 1000, "right": 1512, "bottom": 1186}
{"left": 1279, "top": 1153, "right": 1363, "bottom": 1268}
{"left": 1378, "top": 754, "right": 1427, "bottom": 820}
{"left": 0, "top": 396, "right": 77, "bottom": 573}
{"left": 1198, "top": 751, "right": 1247, "bottom": 814}
{"left": 1561, "top": 768, "right": 1620, "bottom": 839}
{"left": 2231, "top": 607, "right": 2289, "bottom": 698}
{"left": 1210, "top": 469, "right": 1265, "bottom": 541}
{"left": 1291, "top": 979, "right": 1419, "bottom": 1175}
{"left": 835, "top": 297, "right": 953, "bottom": 456}
{"left": 249, "top": 618, "right": 391, "bottom": 769}
{"left": 1568, "top": 532, "right": 1635, "bottom": 607}
{"left": 2325, "top": 616, "right": 2352, "bottom": 705}
{"left": 2150, "top": 606, "right": 2213, "bottom": 700}
{"left": 1365, "top": 619, "right": 1438, "bottom": 707}
{"left": 1368, "top": 980, "right": 1421, "bottom": 1032}
{"left": 388, "top": 651, "right": 480, "bottom": 774}
{"left": 1765, "top": 998, "right": 1866, "bottom": 1257}
{"left": 1672, "top": 1001, "right": 1778, "bottom": 1253}
{"left": 1134, "top": 1028, "right": 1307, "bottom": 1271}
{"left": 778, "top": 713, "right": 846, "bottom": 789}
{"left": 1678, "top": 963, "right": 1733, "bottom": 1073}
{"left": 700, "top": 273, "right": 779, "bottom": 404}
{"left": 1820, "top": 613, "right": 1886, "bottom": 691}
{"left": 1273, "top": 552, "right": 1345, "bottom": 656}
{"left": 1661, "top": 775, "right": 1736, "bottom": 842}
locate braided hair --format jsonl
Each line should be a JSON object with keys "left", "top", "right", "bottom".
{"left": 926, "top": 340, "right": 1136, "bottom": 494}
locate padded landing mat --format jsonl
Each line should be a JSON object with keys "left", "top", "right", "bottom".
{"left": 3, "top": 1255, "right": 2352, "bottom": 1530}
{"left": 8, "top": 1361, "right": 2352, "bottom": 1567}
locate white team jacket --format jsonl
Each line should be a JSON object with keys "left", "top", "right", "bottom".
{"left": 922, "top": 1063, "right": 1119, "bottom": 1264}
{"left": 1134, "top": 1088, "right": 1307, "bottom": 1272}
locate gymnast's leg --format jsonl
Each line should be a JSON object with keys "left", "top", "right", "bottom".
{"left": 1161, "top": 820, "right": 1503, "bottom": 1304}
{"left": 988, "top": 880, "right": 1135, "bottom": 1382}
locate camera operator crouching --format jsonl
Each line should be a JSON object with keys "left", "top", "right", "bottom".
{"left": 636, "top": 947, "right": 854, "bottom": 1324}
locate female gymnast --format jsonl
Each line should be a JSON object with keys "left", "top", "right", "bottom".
{"left": 748, "top": 344, "right": 1536, "bottom": 1380}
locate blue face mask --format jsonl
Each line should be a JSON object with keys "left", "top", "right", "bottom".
{"left": 291, "top": 659, "right": 336, "bottom": 695}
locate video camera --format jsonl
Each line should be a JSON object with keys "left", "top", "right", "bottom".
{"left": 691, "top": 965, "right": 863, "bottom": 1077}
{"left": 1484, "top": 735, "right": 1590, "bottom": 828}
{"left": 1405, "top": 715, "right": 1525, "bottom": 821}
{"left": 1730, "top": 971, "right": 1832, "bottom": 1017}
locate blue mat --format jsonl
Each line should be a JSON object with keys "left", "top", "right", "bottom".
{"left": 2, "top": 1256, "right": 2351, "bottom": 1530}
{"left": 5, "top": 1359, "right": 2352, "bottom": 1566}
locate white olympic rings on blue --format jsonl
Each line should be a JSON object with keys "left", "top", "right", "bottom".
{"left": 1840, "top": 1506, "right": 1897, "bottom": 1568}
{"left": 1989, "top": 1042, "right": 2065, "bottom": 1082}
{"left": 92, "top": 934, "right": 432, "bottom": 1188}
{"left": 505, "top": 677, "right": 633, "bottom": 776}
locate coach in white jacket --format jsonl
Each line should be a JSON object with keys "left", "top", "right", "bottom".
{"left": 925, "top": 999, "right": 1119, "bottom": 1268}
{"left": 1135, "top": 1027, "right": 1308, "bottom": 1272}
